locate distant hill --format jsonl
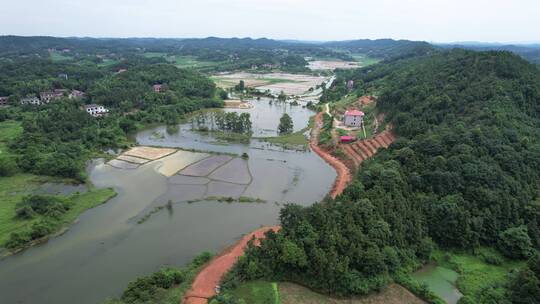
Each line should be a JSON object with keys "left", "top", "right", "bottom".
{"left": 436, "top": 42, "right": 540, "bottom": 64}
{"left": 323, "top": 38, "right": 436, "bottom": 60}
{"left": 0, "top": 36, "right": 435, "bottom": 61}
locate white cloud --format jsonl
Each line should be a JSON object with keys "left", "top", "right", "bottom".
{"left": 1, "top": 0, "right": 539, "bottom": 42}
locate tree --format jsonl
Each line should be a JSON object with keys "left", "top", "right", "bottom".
{"left": 278, "top": 113, "right": 293, "bottom": 134}
{"left": 497, "top": 226, "right": 533, "bottom": 259}
{"left": 234, "top": 80, "right": 245, "bottom": 92}
{"left": 278, "top": 91, "right": 287, "bottom": 102}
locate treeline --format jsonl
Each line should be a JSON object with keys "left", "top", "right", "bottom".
{"left": 221, "top": 50, "right": 540, "bottom": 303}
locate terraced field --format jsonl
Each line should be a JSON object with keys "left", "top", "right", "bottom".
{"left": 340, "top": 131, "right": 396, "bottom": 168}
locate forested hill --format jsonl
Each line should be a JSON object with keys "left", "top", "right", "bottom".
{"left": 223, "top": 50, "right": 540, "bottom": 303}
{"left": 322, "top": 39, "right": 435, "bottom": 60}
{"left": 436, "top": 43, "right": 540, "bottom": 64}
{"left": 0, "top": 36, "right": 433, "bottom": 61}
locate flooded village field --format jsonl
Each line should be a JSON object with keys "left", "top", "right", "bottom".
{"left": 0, "top": 98, "right": 336, "bottom": 304}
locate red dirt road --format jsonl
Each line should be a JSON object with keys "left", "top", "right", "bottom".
{"left": 183, "top": 109, "right": 364, "bottom": 304}
{"left": 184, "top": 226, "right": 280, "bottom": 304}
{"left": 310, "top": 111, "right": 352, "bottom": 199}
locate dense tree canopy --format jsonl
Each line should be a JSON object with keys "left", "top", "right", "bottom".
{"left": 224, "top": 50, "right": 540, "bottom": 300}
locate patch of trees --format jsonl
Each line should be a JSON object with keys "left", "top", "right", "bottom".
{"left": 191, "top": 111, "right": 252, "bottom": 135}
{"left": 87, "top": 64, "right": 218, "bottom": 110}
{"left": 222, "top": 50, "right": 540, "bottom": 300}
{"left": 105, "top": 252, "right": 213, "bottom": 304}
{"left": 6, "top": 195, "right": 71, "bottom": 249}
{"left": 278, "top": 113, "right": 293, "bottom": 134}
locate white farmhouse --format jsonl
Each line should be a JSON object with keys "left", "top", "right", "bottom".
{"left": 84, "top": 104, "right": 109, "bottom": 117}
{"left": 343, "top": 109, "right": 365, "bottom": 127}
{"left": 20, "top": 96, "right": 41, "bottom": 105}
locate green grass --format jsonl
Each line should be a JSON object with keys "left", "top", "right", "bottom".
{"left": 97, "top": 58, "right": 120, "bottom": 67}
{"left": 433, "top": 249, "right": 525, "bottom": 301}
{"left": 350, "top": 53, "right": 380, "bottom": 66}
{"left": 172, "top": 56, "right": 222, "bottom": 69}
{"left": 0, "top": 122, "right": 117, "bottom": 250}
{"left": 143, "top": 52, "right": 168, "bottom": 58}
{"left": 0, "top": 174, "right": 47, "bottom": 245}
{"left": 49, "top": 52, "right": 73, "bottom": 62}
{"left": 230, "top": 281, "right": 280, "bottom": 304}
{"left": 0, "top": 177, "right": 116, "bottom": 247}
{"left": 0, "top": 120, "right": 22, "bottom": 157}
{"left": 261, "top": 117, "right": 313, "bottom": 150}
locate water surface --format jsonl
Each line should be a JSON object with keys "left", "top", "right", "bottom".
{"left": 413, "top": 263, "right": 463, "bottom": 304}
{"left": 0, "top": 100, "right": 335, "bottom": 304}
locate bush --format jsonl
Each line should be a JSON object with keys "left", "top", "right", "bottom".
{"left": 15, "top": 205, "right": 36, "bottom": 219}
{"left": 16, "top": 195, "right": 69, "bottom": 217}
{"left": 479, "top": 250, "right": 504, "bottom": 266}
{"left": 0, "top": 157, "right": 18, "bottom": 176}
{"left": 5, "top": 231, "right": 32, "bottom": 249}
{"left": 121, "top": 277, "right": 158, "bottom": 303}
{"left": 497, "top": 226, "right": 533, "bottom": 259}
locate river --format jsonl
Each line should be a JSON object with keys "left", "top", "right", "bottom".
{"left": 0, "top": 99, "right": 336, "bottom": 304}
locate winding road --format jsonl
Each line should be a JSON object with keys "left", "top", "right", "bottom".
{"left": 183, "top": 106, "right": 355, "bottom": 303}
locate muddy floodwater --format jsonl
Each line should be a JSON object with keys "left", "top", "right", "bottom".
{"left": 0, "top": 100, "right": 335, "bottom": 304}
{"left": 413, "top": 264, "right": 463, "bottom": 304}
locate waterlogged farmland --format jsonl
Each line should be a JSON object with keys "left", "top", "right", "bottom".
{"left": 0, "top": 99, "right": 335, "bottom": 304}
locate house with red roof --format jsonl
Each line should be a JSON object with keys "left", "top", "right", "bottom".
{"left": 343, "top": 109, "right": 365, "bottom": 127}
{"left": 153, "top": 84, "right": 164, "bottom": 93}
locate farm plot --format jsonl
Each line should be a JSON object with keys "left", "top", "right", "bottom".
{"left": 212, "top": 72, "right": 328, "bottom": 95}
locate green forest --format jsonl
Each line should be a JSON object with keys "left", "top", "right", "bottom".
{"left": 217, "top": 50, "right": 540, "bottom": 303}
{"left": 0, "top": 58, "right": 223, "bottom": 181}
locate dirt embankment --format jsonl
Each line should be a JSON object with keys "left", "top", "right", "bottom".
{"left": 183, "top": 226, "right": 280, "bottom": 304}
{"left": 183, "top": 106, "right": 392, "bottom": 304}
{"left": 310, "top": 111, "right": 352, "bottom": 199}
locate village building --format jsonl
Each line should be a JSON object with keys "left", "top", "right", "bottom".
{"left": 346, "top": 80, "right": 354, "bottom": 90}
{"left": 58, "top": 73, "right": 68, "bottom": 80}
{"left": 84, "top": 104, "right": 109, "bottom": 117}
{"left": 116, "top": 69, "right": 127, "bottom": 74}
{"left": 153, "top": 84, "right": 165, "bottom": 93}
{"left": 20, "top": 96, "right": 41, "bottom": 105}
{"left": 69, "top": 90, "right": 85, "bottom": 99}
{"left": 0, "top": 96, "right": 9, "bottom": 106}
{"left": 343, "top": 109, "right": 365, "bottom": 127}
{"left": 40, "top": 89, "right": 67, "bottom": 103}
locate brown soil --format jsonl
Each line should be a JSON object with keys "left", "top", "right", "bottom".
{"left": 339, "top": 131, "right": 396, "bottom": 171}
{"left": 183, "top": 226, "right": 280, "bottom": 304}
{"left": 358, "top": 95, "right": 377, "bottom": 106}
{"left": 123, "top": 146, "right": 176, "bottom": 160}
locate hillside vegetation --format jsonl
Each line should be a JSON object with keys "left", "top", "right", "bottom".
{"left": 218, "top": 50, "right": 540, "bottom": 303}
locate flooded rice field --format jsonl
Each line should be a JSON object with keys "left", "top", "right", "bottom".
{"left": 212, "top": 72, "right": 329, "bottom": 95}
{"left": 0, "top": 100, "right": 335, "bottom": 304}
{"left": 307, "top": 60, "right": 361, "bottom": 70}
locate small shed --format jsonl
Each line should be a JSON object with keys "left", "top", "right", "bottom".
{"left": 340, "top": 135, "right": 356, "bottom": 143}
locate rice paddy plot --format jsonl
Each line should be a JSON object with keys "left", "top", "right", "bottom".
{"left": 179, "top": 155, "right": 233, "bottom": 177}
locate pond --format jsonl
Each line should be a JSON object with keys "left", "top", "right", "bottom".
{"left": 0, "top": 100, "right": 336, "bottom": 304}
{"left": 412, "top": 263, "right": 463, "bottom": 304}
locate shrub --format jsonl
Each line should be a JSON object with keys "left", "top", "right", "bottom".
{"left": 0, "top": 157, "right": 19, "bottom": 176}
{"left": 5, "top": 231, "right": 32, "bottom": 249}
{"left": 15, "top": 205, "right": 36, "bottom": 219}
{"left": 479, "top": 250, "right": 504, "bottom": 266}
{"left": 16, "top": 195, "right": 69, "bottom": 217}
{"left": 497, "top": 226, "right": 533, "bottom": 259}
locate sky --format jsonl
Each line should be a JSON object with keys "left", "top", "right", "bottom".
{"left": 1, "top": 0, "right": 539, "bottom": 43}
